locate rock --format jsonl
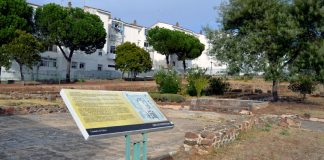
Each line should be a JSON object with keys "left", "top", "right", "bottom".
{"left": 239, "top": 110, "right": 253, "bottom": 115}
{"left": 200, "top": 131, "right": 215, "bottom": 139}
{"left": 185, "top": 132, "right": 199, "bottom": 139}
{"left": 279, "top": 117, "right": 301, "bottom": 128}
{"left": 200, "top": 139, "right": 213, "bottom": 146}
{"left": 184, "top": 140, "right": 197, "bottom": 146}
{"left": 183, "top": 144, "right": 192, "bottom": 152}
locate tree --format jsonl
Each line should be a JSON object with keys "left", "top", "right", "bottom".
{"left": 35, "top": 3, "right": 106, "bottom": 82}
{"left": 0, "top": 0, "right": 33, "bottom": 75}
{"left": 173, "top": 32, "right": 205, "bottom": 72}
{"left": 147, "top": 27, "right": 205, "bottom": 72}
{"left": 1, "top": 30, "right": 43, "bottom": 82}
{"left": 115, "top": 42, "right": 152, "bottom": 79}
{"left": 146, "top": 27, "right": 175, "bottom": 66}
{"left": 205, "top": 0, "right": 321, "bottom": 101}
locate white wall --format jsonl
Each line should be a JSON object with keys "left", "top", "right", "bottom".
{"left": 1, "top": 4, "right": 228, "bottom": 81}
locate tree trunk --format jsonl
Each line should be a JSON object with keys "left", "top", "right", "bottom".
{"left": 272, "top": 80, "right": 279, "bottom": 102}
{"left": 166, "top": 55, "right": 170, "bottom": 66}
{"left": 182, "top": 60, "right": 186, "bottom": 73}
{"left": 133, "top": 71, "right": 137, "bottom": 81}
{"left": 0, "top": 67, "right": 1, "bottom": 84}
{"left": 19, "top": 63, "right": 25, "bottom": 85}
{"left": 58, "top": 46, "right": 74, "bottom": 83}
{"left": 66, "top": 58, "right": 72, "bottom": 83}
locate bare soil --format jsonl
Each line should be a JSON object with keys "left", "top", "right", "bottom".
{"left": 170, "top": 126, "right": 324, "bottom": 160}
{"left": 254, "top": 97, "right": 324, "bottom": 119}
{"left": 0, "top": 80, "right": 157, "bottom": 93}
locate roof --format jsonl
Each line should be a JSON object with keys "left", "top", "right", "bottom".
{"left": 84, "top": 6, "right": 111, "bottom": 15}
{"left": 150, "top": 21, "right": 202, "bottom": 36}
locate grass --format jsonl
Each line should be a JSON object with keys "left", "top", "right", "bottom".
{"left": 171, "top": 126, "right": 324, "bottom": 160}
{"left": 0, "top": 99, "right": 61, "bottom": 107}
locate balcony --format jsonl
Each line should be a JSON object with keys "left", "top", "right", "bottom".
{"left": 107, "top": 53, "right": 116, "bottom": 60}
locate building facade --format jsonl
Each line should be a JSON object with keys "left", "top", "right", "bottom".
{"left": 0, "top": 3, "right": 226, "bottom": 81}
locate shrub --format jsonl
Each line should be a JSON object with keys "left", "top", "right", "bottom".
{"left": 206, "top": 77, "right": 230, "bottom": 95}
{"left": 194, "top": 77, "right": 209, "bottom": 97}
{"left": 288, "top": 76, "right": 316, "bottom": 99}
{"left": 187, "top": 67, "right": 209, "bottom": 96}
{"left": 154, "top": 69, "right": 181, "bottom": 94}
{"left": 149, "top": 93, "right": 185, "bottom": 103}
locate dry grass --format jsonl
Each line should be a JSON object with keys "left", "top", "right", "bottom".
{"left": 171, "top": 126, "right": 324, "bottom": 160}
{"left": 254, "top": 98, "right": 324, "bottom": 119}
{"left": 0, "top": 80, "right": 157, "bottom": 93}
{"left": 0, "top": 99, "right": 61, "bottom": 106}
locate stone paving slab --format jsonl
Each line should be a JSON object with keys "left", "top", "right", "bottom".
{"left": 0, "top": 109, "right": 238, "bottom": 160}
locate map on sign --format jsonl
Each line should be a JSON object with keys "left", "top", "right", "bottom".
{"left": 60, "top": 89, "right": 173, "bottom": 140}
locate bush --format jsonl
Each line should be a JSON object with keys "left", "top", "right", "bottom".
{"left": 154, "top": 69, "right": 181, "bottom": 94}
{"left": 206, "top": 77, "right": 230, "bottom": 95}
{"left": 187, "top": 67, "right": 209, "bottom": 96}
{"left": 193, "top": 77, "right": 209, "bottom": 97}
{"left": 288, "top": 76, "right": 316, "bottom": 99}
{"left": 149, "top": 93, "right": 185, "bottom": 103}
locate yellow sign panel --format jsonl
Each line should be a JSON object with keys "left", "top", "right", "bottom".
{"left": 60, "top": 89, "right": 173, "bottom": 140}
{"left": 63, "top": 89, "right": 143, "bottom": 128}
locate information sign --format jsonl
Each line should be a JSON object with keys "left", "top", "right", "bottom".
{"left": 60, "top": 89, "right": 173, "bottom": 140}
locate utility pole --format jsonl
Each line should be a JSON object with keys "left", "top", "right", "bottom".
{"left": 210, "top": 61, "right": 212, "bottom": 75}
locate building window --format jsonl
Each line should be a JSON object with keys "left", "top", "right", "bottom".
{"left": 40, "top": 57, "right": 57, "bottom": 67}
{"left": 144, "top": 29, "right": 148, "bottom": 35}
{"left": 144, "top": 42, "right": 149, "bottom": 47}
{"left": 72, "top": 62, "right": 78, "bottom": 69}
{"left": 110, "top": 46, "right": 116, "bottom": 54}
{"left": 108, "top": 64, "right": 116, "bottom": 68}
{"left": 79, "top": 63, "right": 85, "bottom": 69}
{"left": 98, "top": 64, "right": 103, "bottom": 71}
{"left": 47, "top": 45, "right": 57, "bottom": 52}
{"left": 98, "top": 51, "right": 102, "bottom": 56}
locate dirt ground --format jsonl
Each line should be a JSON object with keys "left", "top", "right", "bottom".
{"left": 254, "top": 97, "right": 324, "bottom": 119}
{"left": 1, "top": 79, "right": 324, "bottom": 160}
{"left": 171, "top": 126, "right": 324, "bottom": 160}
{"left": 0, "top": 80, "right": 157, "bottom": 93}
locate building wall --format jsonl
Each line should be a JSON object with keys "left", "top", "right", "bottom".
{"left": 150, "top": 22, "right": 227, "bottom": 74}
{"left": 0, "top": 3, "right": 227, "bottom": 81}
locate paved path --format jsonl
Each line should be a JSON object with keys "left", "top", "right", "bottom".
{"left": 0, "top": 109, "right": 237, "bottom": 160}
{"left": 301, "top": 120, "right": 324, "bottom": 132}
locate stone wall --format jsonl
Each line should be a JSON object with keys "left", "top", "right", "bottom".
{"left": 190, "top": 98, "right": 269, "bottom": 113}
{"left": 0, "top": 105, "right": 67, "bottom": 116}
{"left": 183, "top": 116, "right": 259, "bottom": 154}
{"left": 183, "top": 115, "right": 300, "bottom": 154}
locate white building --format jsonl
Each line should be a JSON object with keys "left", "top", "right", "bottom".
{"left": 150, "top": 22, "right": 227, "bottom": 74}
{"left": 0, "top": 3, "right": 226, "bottom": 81}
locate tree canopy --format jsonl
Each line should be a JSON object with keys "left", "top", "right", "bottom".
{"left": 147, "top": 27, "right": 175, "bottom": 65}
{"left": 147, "top": 27, "right": 204, "bottom": 71}
{"left": 1, "top": 30, "right": 43, "bottom": 81}
{"left": 115, "top": 42, "right": 152, "bottom": 78}
{"left": 0, "top": 0, "right": 33, "bottom": 69}
{"left": 174, "top": 31, "right": 205, "bottom": 72}
{"left": 206, "top": 0, "right": 324, "bottom": 101}
{"left": 35, "top": 3, "right": 106, "bottom": 82}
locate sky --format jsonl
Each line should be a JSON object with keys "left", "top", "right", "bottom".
{"left": 28, "top": 0, "right": 224, "bottom": 33}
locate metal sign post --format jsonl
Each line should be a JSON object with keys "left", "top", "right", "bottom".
{"left": 125, "top": 133, "right": 148, "bottom": 160}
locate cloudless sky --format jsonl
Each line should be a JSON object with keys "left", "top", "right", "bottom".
{"left": 28, "top": 0, "right": 224, "bottom": 33}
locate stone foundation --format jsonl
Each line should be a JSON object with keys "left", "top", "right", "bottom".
{"left": 183, "top": 115, "right": 299, "bottom": 154}
{"left": 0, "top": 105, "right": 67, "bottom": 116}
{"left": 190, "top": 98, "right": 269, "bottom": 113}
